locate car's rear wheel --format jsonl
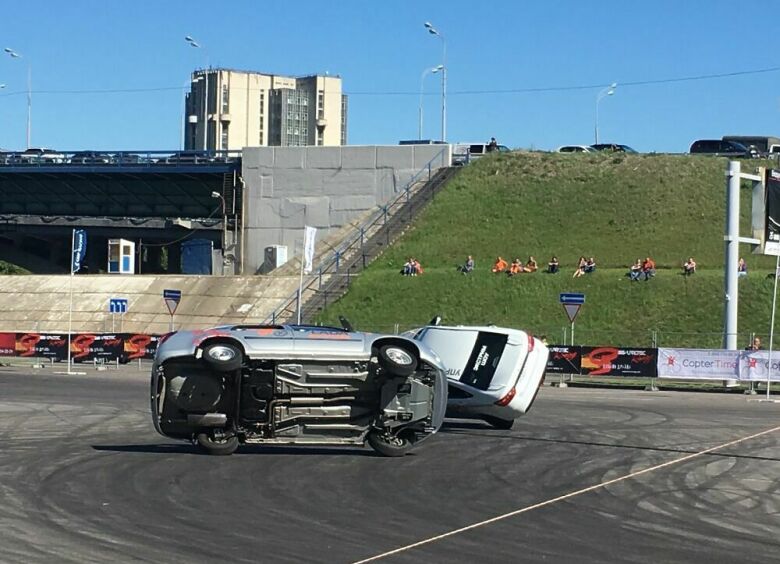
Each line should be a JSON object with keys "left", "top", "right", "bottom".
{"left": 377, "top": 345, "right": 418, "bottom": 377}
{"left": 202, "top": 343, "right": 243, "bottom": 372}
{"left": 483, "top": 415, "right": 515, "bottom": 430}
{"left": 196, "top": 431, "right": 239, "bottom": 456}
{"left": 367, "top": 429, "right": 416, "bottom": 457}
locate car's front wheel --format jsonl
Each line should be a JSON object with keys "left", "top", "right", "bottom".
{"left": 483, "top": 415, "right": 515, "bottom": 430}
{"left": 196, "top": 431, "right": 239, "bottom": 455}
{"left": 367, "top": 429, "right": 416, "bottom": 457}
{"left": 202, "top": 342, "right": 243, "bottom": 372}
{"left": 377, "top": 345, "right": 418, "bottom": 377}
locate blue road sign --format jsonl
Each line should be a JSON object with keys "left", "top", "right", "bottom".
{"left": 109, "top": 298, "right": 128, "bottom": 314}
{"left": 559, "top": 293, "right": 586, "bottom": 305}
{"left": 163, "top": 289, "right": 182, "bottom": 302}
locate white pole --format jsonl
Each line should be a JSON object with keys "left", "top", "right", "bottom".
{"left": 203, "top": 64, "right": 209, "bottom": 151}
{"left": 724, "top": 161, "right": 740, "bottom": 350}
{"left": 571, "top": 321, "right": 575, "bottom": 346}
{"left": 297, "top": 237, "right": 304, "bottom": 325}
{"left": 418, "top": 69, "right": 426, "bottom": 140}
{"left": 767, "top": 253, "right": 780, "bottom": 399}
{"left": 26, "top": 63, "right": 31, "bottom": 149}
{"left": 67, "top": 228, "right": 74, "bottom": 374}
{"left": 441, "top": 39, "right": 447, "bottom": 142}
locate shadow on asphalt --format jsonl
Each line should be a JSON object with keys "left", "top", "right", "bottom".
{"left": 91, "top": 443, "right": 378, "bottom": 457}
{"left": 437, "top": 431, "right": 780, "bottom": 462}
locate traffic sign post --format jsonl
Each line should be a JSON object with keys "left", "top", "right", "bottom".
{"left": 108, "top": 298, "right": 128, "bottom": 333}
{"left": 163, "top": 289, "right": 182, "bottom": 331}
{"left": 560, "top": 293, "right": 585, "bottom": 345}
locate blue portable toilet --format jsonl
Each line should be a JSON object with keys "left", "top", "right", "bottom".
{"left": 107, "top": 239, "right": 135, "bottom": 274}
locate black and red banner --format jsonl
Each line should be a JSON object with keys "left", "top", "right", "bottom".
{"left": 580, "top": 346, "right": 657, "bottom": 377}
{"left": 0, "top": 332, "right": 160, "bottom": 362}
{"left": 546, "top": 346, "right": 582, "bottom": 374}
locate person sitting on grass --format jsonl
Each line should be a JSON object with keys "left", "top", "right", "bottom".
{"left": 641, "top": 256, "right": 656, "bottom": 280}
{"left": 492, "top": 256, "right": 508, "bottom": 273}
{"left": 401, "top": 258, "right": 414, "bottom": 276}
{"left": 508, "top": 258, "right": 524, "bottom": 276}
{"left": 547, "top": 256, "right": 560, "bottom": 274}
{"left": 683, "top": 257, "right": 696, "bottom": 276}
{"left": 573, "top": 256, "right": 587, "bottom": 278}
{"left": 460, "top": 255, "right": 475, "bottom": 274}
{"left": 525, "top": 256, "right": 538, "bottom": 273}
{"left": 411, "top": 258, "right": 423, "bottom": 276}
{"left": 584, "top": 257, "right": 596, "bottom": 274}
{"left": 738, "top": 257, "right": 748, "bottom": 278}
{"left": 629, "top": 258, "right": 642, "bottom": 281}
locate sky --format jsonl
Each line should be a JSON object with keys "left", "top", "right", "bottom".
{"left": 1, "top": 0, "right": 779, "bottom": 153}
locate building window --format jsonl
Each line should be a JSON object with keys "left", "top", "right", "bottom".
{"left": 221, "top": 124, "right": 229, "bottom": 150}
{"left": 341, "top": 95, "right": 348, "bottom": 146}
{"left": 221, "top": 84, "right": 229, "bottom": 113}
{"left": 318, "top": 90, "right": 325, "bottom": 119}
{"left": 317, "top": 129, "right": 324, "bottom": 146}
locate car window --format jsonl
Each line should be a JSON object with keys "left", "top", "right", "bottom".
{"left": 459, "top": 331, "right": 508, "bottom": 391}
{"left": 469, "top": 144, "right": 485, "bottom": 154}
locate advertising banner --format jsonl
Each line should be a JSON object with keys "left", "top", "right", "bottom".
{"left": 580, "top": 346, "right": 657, "bottom": 377}
{"left": 546, "top": 345, "right": 582, "bottom": 374}
{"left": 738, "top": 351, "right": 780, "bottom": 381}
{"left": 657, "top": 348, "right": 739, "bottom": 380}
{"left": 764, "top": 169, "right": 780, "bottom": 256}
{"left": 15, "top": 333, "right": 68, "bottom": 360}
{"left": 0, "top": 333, "right": 15, "bottom": 356}
{"left": 70, "top": 334, "right": 124, "bottom": 363}
{"left": 122, "top": 333, "right": 159, "bottom": 361}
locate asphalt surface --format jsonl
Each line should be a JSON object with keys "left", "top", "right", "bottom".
{"left": 1, "top": 366, "right": 779, "bottom": 564}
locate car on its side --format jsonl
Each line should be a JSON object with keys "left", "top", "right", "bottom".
{"left": 407, "top": 322, "right": 549, "bottom": 429}
{"left": 689, "top": 139, "right": 758, "bottom": 158}
{"left": 557, "top": 145, "right": 595, "bottom": 153}
{"left": 590, "top": 143, "right": 638, "bottom": 154}
{"left": 151, "top": 323, "right": 447, "bottom": 456}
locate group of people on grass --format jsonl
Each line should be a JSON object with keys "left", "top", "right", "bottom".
{"left": 400, "top": 257, "right": 424, "bottom": 276}
{"left": 628, "top": 257, "right": 657, "bottom": 281}
{"left": 488, "top": 256, "right": 541, "bottom": 276}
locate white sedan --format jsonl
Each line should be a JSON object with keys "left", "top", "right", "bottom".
{"left": 408, "top": 323, "right": 549, "bottom": 429}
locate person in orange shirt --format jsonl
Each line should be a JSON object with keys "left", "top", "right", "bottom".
{"left": 412, "top": 258, "right": 423, "bottom": 276}
{"left": 508, "top": 258, "right": 523, "bottom": 276}
{"left": 492, "top": 256, "right": 508, "bottom": 273}
{"left": 525, "top": 256, "right": 538, "bottom": 273}
{"left": 641, "top": 256, "right": 656, "bottom": 280}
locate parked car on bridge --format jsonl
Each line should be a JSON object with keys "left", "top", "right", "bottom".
{"left": 406, "top": 321, "right": 549, "bottom": 429}
{"left": 151, "top": 323, "right": 447, "bottom": 456}
{"left": 9, "top": 148, "right": 66, "bottom": 164}
{"left": 590, "top": 143, "right": 638, "bottom": 153}
{"left": 557, "top": 145, "right": 595, "bottom": 153}
{"left": 70, "top": 151, "right": 111, "bottom": 164}
{"left": 689, "top": 139, "right": 758, "bottom": 158}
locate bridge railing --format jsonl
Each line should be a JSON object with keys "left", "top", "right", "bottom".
{"left": 0, "top": 149, "right": 243, "bottom": 167}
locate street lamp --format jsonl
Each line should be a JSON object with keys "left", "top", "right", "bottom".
{"left": 594, "top": 82, "right": 617, "bottom": 145}
{"left": 423, "top": 22, "right": 447, "bottom": 142}
{"left": 211, "top": 191, "right": 227, "bottom": 275}
{"left": 419, "top": 65, "right": 443, "bottom": 140}
{"left": 185, "top": 36, "right": 208, "bottom": 151}
{"left": 4, "top": 48, "right": 30, "bottom": 149}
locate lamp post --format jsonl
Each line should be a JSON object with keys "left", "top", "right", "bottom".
{"left": 419, "top": 65, "right": 443, "bottom": 140}
{"left": 423, "top": 22, "right": 447, "bottom": 142}
{"left": 211, "top": 191, "right": 227, "bottom": 275}
{"left": 4, "top": 48, "right": 30, "bottom": 149}
{"left": 594, "top": 82, "right": 617, "bottom": 145}
{"left": 185, "top": 36, "right": 208, "bottom": 151}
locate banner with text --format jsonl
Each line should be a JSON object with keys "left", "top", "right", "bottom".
{"left": 656, "top": 348, "right": 740, "bottom": 380}
{"left": 546, "top": 345, "right": 582, "bottom": 374}
{"left": 738, "top": 350, "right": 780, "bottom": 381}
{"left": 580, "top": 346, "right": 658, "bottom": 377}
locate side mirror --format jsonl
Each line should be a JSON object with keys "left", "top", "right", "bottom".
{"left": 428, "top": 315, "right": 442, "bottom": 326}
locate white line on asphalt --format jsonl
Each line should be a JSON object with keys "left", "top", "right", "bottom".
{"left": 352, "top": 424, "right": 780, "bottom": 564}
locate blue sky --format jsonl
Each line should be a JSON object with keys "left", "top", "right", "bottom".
{"left": 1, "top": 0, "right": 778, "bottom": 153}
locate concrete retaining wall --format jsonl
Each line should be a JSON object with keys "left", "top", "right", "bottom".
{"left": 241, "top": 145, "right": 450, "bottom": 273}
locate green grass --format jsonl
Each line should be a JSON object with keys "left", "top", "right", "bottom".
{"left": 317, "top": 152, "right": 780, "bottom": 348}
{"left": 0, "top": 261, "right": 29, "bottom": 275}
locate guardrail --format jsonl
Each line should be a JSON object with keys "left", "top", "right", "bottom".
{"left": 264, "top": 146, "right": 451, "bottom": 324}
{"left": 0, "top": 150, "right": 242, "bottom": 167}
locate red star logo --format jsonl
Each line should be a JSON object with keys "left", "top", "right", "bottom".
{"left": 667, "top": 356, "right": 675, "bottom": 366}
{"left": 749, "top": 358, "right": 757, "bottom": 368}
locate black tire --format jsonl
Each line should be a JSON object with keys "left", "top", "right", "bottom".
{"left": 196, "top": 431, "right": 239, "bottom": 456}
{"left": 202, "top": 343, "right": 243, "bottom": 372}
{"left": 367, "top": 429, "right": 416, "bottom": 457}
{"left": 483, "top": 415, "right": 515, "bottom": 430}
{"left": 378, "top": 345, "right": 418, "bottom": 377}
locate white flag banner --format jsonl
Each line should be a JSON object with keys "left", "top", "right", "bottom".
{"left": 657, "top": 348, "right": 739, "bottom": 380}
{"left": 739, "top": 351, "right": 780, "bottom": 381}
{"left": 303, "top": 225, "right": 317, "bottom": 274}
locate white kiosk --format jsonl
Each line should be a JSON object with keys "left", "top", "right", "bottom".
{"left": 107, "top": 239, "right": 135, "bottom": 274}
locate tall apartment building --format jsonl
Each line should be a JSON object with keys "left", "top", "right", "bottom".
{"left": 184, "top": 68, "right": 348, "bottom": 151}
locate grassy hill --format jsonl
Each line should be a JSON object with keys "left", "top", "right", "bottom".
{"left": 317, "top": 152, "right": 780, "bottom": 348}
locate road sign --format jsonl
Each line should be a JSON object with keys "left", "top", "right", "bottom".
{"left": 560, "top": 293, "right": 585, "bottom": 324}
{"left": 163, "top": 289, "right": 182, "bottom": 315}
{"left": 108, "top": 298, "right": 128, "bottom": 314}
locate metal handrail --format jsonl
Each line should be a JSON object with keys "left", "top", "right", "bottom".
{"left": 264, "top": 146, "right": 450, "bottom": 323}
